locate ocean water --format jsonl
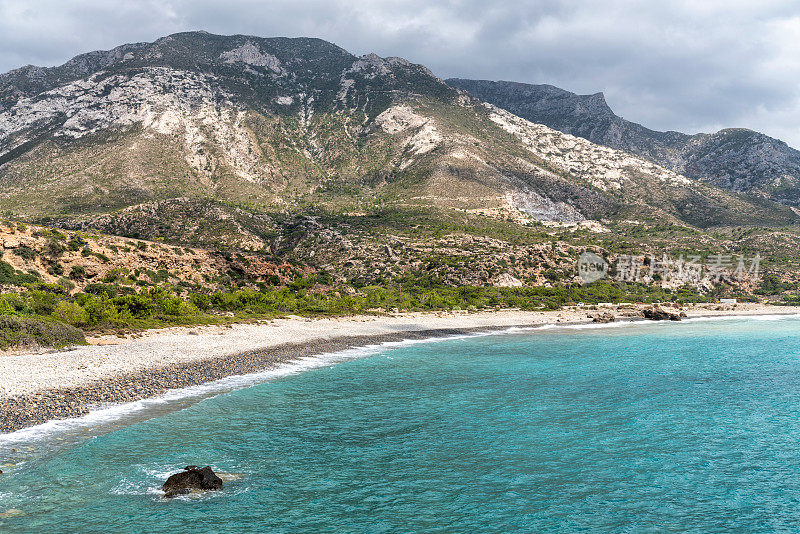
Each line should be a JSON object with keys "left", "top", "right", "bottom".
{"left": 2, "top": 316, "right": 800, "bottom": 532}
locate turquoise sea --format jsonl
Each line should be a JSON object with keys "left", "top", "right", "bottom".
{"left": 3, "top": 316, "right": 800, "bottom": 533}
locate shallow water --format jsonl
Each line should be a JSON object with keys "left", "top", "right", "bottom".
{"left": 2, "top": 316, "right": 800, "bottom": 532}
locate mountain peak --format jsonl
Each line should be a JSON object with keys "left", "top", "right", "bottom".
{"left": 0, "top": 32, "right": 796, "bottom": 236}
{"left": 583, "top": 91, "right": 610, "bottom": 112}
{"left": 447, "top": 77, "right": 800, "bottom": 206}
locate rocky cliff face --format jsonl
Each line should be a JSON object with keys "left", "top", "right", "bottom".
{"left": 674, "top": 129, "right": 800, "bottom": 206}
{"left": 0, "top": 32, "right": 795, "bottom": 248}
{"left": 447, "top": 79, "right": 800, "bottom": 207}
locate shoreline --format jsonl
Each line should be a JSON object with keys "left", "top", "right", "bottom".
{"left": 0, "top": 325, "right": 532, "bottom": 434}
{"left": 2, "top": 304, "right": 799, "bottom": 434}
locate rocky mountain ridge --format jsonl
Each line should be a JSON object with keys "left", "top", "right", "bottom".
{"left": 0, "top": 31, "right": 796, "bottom": 251}
{"left": 447, "top": 78, "right": 800, "bottom": 207}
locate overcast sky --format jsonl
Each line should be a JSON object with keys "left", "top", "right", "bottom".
{"left": 1, "top": 0, "right": 799, "bottom": 147}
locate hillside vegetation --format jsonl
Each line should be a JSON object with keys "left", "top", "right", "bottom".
{"left": 1, "top": 33, "right": 800, "bottom": 348}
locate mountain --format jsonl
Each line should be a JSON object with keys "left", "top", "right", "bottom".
{"left": 446, "top": 79, "right": 800, "bottom": 207}
{"left": 0, "top": 31, "right": 796, "bottom": 256}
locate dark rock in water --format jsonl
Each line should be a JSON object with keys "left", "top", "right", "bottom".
{"left": 643, "top": 308, "right": 681, "bottom": 321}
{"left": 591, "top": 312, "right": 616, "bottom": 323}
{"left": 162, "top": 466, "right": 223, "bottom": 498}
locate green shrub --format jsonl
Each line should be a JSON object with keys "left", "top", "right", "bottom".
{"left": 0, "top": 296, "right": 16, "bottom": 316}
{"left": 189, "top": 293, "right": 212, "bottom": 311}
{"left": 1, "top": 292, "right": 31, "bottom": 315}
{"left": 288, "top": 275, "right": 315, "bottom": 291}
{"left": 102, "top": 268, "right": 129, "bottom": 283}
{"left": 316, "top": 270, "right": 333, "bottom": 285}
{"left": 12, "top": 246, "right": 37, "bottom": 260}
{"left": 111, "top": 293, "right": 158, "bottom": 318}
{"left": 48, "top": 262, "right": 65, "bottom": 276}
{"left": 158, "top": 296, "right": 198, "bottom": 317}
{"left": 0, "top": 315, "right": 86, "bottom": 349}
{"left": 0, "top": 261, "right": 39, "bottom": 286}
{"left": 83, "top": 283, "right": 116, "bottom": 297}
{"left": 81, "top": 297, "right": 119, "bottom": 327}
{"left": 69, "top": 265, "right": 86, "bottom": 280}
{"left": 45, "top": 239, "right": 66, "bottom": 258}
{"left": 58, "top": 277, "right": 76, "bottom": 292}
{"left": 29, "top": 290, "right": 60, "bottom": 315}
{"left": 53, "top": 301, "right": 89, "bottom": 326}
{"left": 152, "top": 269, "right": 170, "bottom": 283}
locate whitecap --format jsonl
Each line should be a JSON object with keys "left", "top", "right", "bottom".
{"left": 683, "top": 313, "right": 800, "bottom": 323}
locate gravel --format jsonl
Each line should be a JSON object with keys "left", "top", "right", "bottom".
{"left": 2, "top": 305, "right": 795, "bottom": 434}
{"left": 0, "top": 310, "right": 582, "bottom": 434}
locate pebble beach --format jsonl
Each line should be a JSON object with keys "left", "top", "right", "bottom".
{"left": 1, "top": 304, "right": 798, "bottom": 434}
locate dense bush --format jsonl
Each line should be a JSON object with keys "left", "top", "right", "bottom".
{"left": 83, "top": 283, "right": 136, "bottom": 298}
{"left": 111, "top": 293, "right": 159, "bottom": 317}
{"left": 80, "top": 296, "right": 120, "bottom": 326}
{"left": 29, "top": 290, "right": 60, "bottom": 315}
{"left": 45, "top": 239, "right": 66, "bottom": 258}
{"left": 67, "top": 237, "right": 85, "bottom": 251}
{"left": 0, "top": 315, "right": 85, "bottom": 349}
{"left": 0, "top": 277, "right": 712, "bottom": 349}
{"left": 0, "top": 297, "right": 15, "bottom": 315}
{"left": 48, "top": 262, "right": 64, "bottom": 276}
{"left": 69, "top": 265, "right": 86, "bottom": 280}
{"left": 53, "top": 301, "right": 90, "bottom": 326}
{"left": 0, "top": 261, "right": 40, "bottom": 285}
{"left": 12, "top": 246, "right": 37, "bottom": 260}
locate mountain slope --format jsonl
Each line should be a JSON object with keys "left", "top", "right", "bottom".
{"left": 447, "top": 79, "right": 800, "bottom": 207}
{"left": 0, "top": 32, "right": 796, "bottom": 252}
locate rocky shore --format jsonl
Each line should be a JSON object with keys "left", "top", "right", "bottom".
{"left": 2, "top": 304, "right": 798, "bottom": 434}
{"left": 0, "top": 326, "right": 522, "bottom": 433}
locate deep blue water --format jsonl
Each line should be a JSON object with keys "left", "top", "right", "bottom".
{"left": 3, "top": 316, "right": 800, "bottom": 533}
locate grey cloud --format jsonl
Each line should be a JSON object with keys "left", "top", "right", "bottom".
{"left": 0, "top": 0, "right": 798, "bottom": 146}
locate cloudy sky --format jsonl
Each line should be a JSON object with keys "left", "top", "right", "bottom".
{"left": 1, "top": 0, "right": 799, "bottom": 147}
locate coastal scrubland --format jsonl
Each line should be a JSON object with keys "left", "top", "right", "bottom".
{"left": 0, "top": 213, "right": 797, "bottom": 351}
{"left": 0, "top": 274, "right": 711, "bottom": 350}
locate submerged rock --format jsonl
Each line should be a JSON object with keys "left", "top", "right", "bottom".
{"left": 0, "top": 509, "right": 23, "bottom": 519}
{"left": 162, "top": 465, "right": 223, "bottom": 498}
